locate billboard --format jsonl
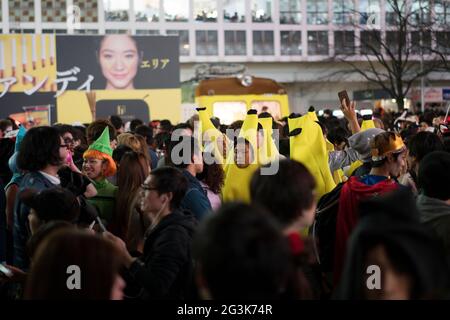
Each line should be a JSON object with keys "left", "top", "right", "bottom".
{"left": 0, "top": 34, "right": 181, "bottom": 124}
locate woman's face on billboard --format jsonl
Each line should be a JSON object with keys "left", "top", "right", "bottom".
{"left": 99, "top": 35, "right": 139, "bottom": 90}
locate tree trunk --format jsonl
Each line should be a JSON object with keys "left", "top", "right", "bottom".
{"left": 396, "top": 96, "right": 405, "bottom": 112}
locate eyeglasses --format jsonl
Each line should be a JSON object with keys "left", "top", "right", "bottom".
{"left": 141, "top": 183, "right": 157, "bottom": 191}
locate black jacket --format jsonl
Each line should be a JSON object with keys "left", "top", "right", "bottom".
{"left": 124, "top": 209, "right": 197, "bottom": 300}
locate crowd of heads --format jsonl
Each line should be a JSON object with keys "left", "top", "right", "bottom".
{"left": 0, "top": 100, "right": 449, "bottom": 301}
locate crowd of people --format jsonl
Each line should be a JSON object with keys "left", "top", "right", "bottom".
{"left": 0, "top": 100, "right": 449, "bottom": 300}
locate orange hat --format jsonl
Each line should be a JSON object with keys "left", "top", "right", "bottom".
{"left": 371, "top": 132, "right": 406, "bottom": 162}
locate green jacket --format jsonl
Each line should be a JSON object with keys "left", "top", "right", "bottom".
{"left": 88, "top": 179, "right": 117, "bottom": 226}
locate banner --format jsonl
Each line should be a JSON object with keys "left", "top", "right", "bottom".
{"left": 0, "top": 34, "right": 181, "bottom": 124}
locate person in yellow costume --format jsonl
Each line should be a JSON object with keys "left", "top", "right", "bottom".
{"left": 196, "top": 107, "right": 230, "bottom": 165}
{"left": 288, "top": 113, "right": 336, "bottom": 200}
{"left": 222, "top": 110, "right": 260, "bottom": 203}
{"left": 257, "top": 112, "right": 283, "bottom": 165}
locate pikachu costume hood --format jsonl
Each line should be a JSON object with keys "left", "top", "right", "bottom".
{"left": 196, "top": 107, "right": 230, "bottom": 164}
{"left": 222, "top": 109, "right": 260, "bottom": 203}
{"left": 258, "top": 113, "right": 281, "bottom": 165}
{"left": 288, "top": 113, "right": 336, "bottom": 200}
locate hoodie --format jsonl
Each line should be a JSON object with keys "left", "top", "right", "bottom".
{"left": 125, "top": 209, "right": 197, "bottom": 300}
{"left": 417, "top": 194, "right": 450, "bottom": 263}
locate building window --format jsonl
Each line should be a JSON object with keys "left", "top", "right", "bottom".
{"left": 167, "top": 30, "right": 190, "bottom": 56}
{"left": 253, "top": 31, "right": 274, "bottom": 55}
{"left": 9, "top": 0, "right": 35, "bottom": 22}
{"left": 135, "top": 0, "right": 159, "bottom": 22}
{"left": 410, "top": 0, "right": 431, "bottom": 25}
{"left": 252, "top": 0, "right": 273, "bottom": 23}
{"left": 334, "top": 31, "right": 355, "bottom": 55}
{"left": 386, "top": 0, "right": 406, "bottom": 26}
{"left": 386, "top": 31, "right": 406, "bottom": 55}
{"left": 281, "top": 31, "right": 302, "bottom": 55}
{"left": 74, "top": 29, "right": 99, "bottom": 35}
{"left": 436, "top": 32, "right": 450, "bottom": 54}
{"left": 308, "top": 31, "right": 329, "bottom": 55}
{"left": 73, "top": 0, "right": 98, "bottom": 23}
{"left": 435, "top": 0, "right": 450, "bottom": 25}
{"left": 223, "top": 0, "right": 245, "bottom": 23}
{"left": 307, "top": 0, "right": 328, "bottom": 25}
{"left": 41, "top": 0, "right": 67, "bottom": 22}
{"left": 225, "top": 31, "right": 246, "bottom": 55}
{"left": 194, "top": 0, "right": 218, "bottom": 22}
{"left": 164, "top": 0, "right": 189, "bottom": 22}
{"left": 105, "top": 29, "right": 129, "bottom": 34}
{"left": 136, "top": 30, "right": 160, "bottom": 35}
{"left": 360, "top": 31, "right": 381, "bottom": 55}
{"left": 333, "top": 0, "right": 354, "bottom": 25}
{"left": 10, "top": 29, "right": 35, "bottom": 34}
{"left": 196, "top": 30, "right": 218, "bottom": 56}
{"left": 42, "top": 29, "right": 68, "bottom": 34}
{"left": 359, "top": 0, "right": 380, "bottom": 25}
{"left": 411, "top": 31, "right": 431, "bottom": 54}
{"left": 280, "top": 0, "right": 301, "bottom": 25}
{"left": 104, "top": 0, "right": 129, "bottom": 22}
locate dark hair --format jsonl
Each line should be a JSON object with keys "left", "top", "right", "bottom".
{"left": 130, "top": 119, "right": 144, "bottom": 133}
{"left": 20, "top": 187, "right": 81, "bottom": 223}
{"left": 25, "top": 229, "right": 123, "bottom": 299}
{"left": 167, "top": 135, "right": 200, "bottom": 169}
{"left": 154, "top": 132, "right": 171, "bottom": 151}
{"left": 197, "top": 152, "right": 225, "bottom": 194}
{"left": 109, "top": 115, "right": 124, "bottom": 130}
{"left": 53, "top": 124, "right": 75, "bottom": 137}
{"left": 193, "top": 202, "right": 292, "bottom": 299}
{"left": 134, "top": 125, "right": 153, "bottom": 146}
{"left": 315, "top": 121, "right": 328, "bottom": 136}
{"left": 327, "top": 127, "right": 350, "bottom": 146}
{"left": 250, "top": 159, "right": 316, "bottom": 227}
{"left": 150, "top": 167, "right": 188, "bottom": 210}
{"left": 115, "top": 151, "right": 149, "bottom": 241}
{"left": 159, "top": 119, "right": 173, "bottom": 133}
{"left": 0, "top": 119, "right": 13, "bottom": 132}
{"left": 86, "top": 120, "right": 116, "bottom": 145}
{"left": 72, "top": 126, "right": 87, "bottom": 146}
{"left": 172, "top": 122, "right": 193, "bottom": 134}
{"left": 17, "top": 126, "right": 63, "bottom": 171}
{"left": 408, "top": 132, "right": 444, "bottom": 162}
{"left": 418, "top": 151, "right": 450, "bottom": 201}
{"left": 112, "top": 144, "right": 133, "bottom": 165}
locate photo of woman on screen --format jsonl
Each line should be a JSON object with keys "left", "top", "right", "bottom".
{"left": 97, "top": 35, "right": 142, "bottom": 90}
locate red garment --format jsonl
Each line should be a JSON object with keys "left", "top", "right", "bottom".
{"left": 333, "top": 176, "right": 398, "bottom": 285}
{"left": 287, "top": 232, "right": 305, "bottom": 256}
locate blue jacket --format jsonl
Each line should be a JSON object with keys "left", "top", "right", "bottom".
{"left": 13, "top": 172, "right": 55, "bottom": 270}
{"left": 180, "top": 170, "right": 212, "bottom": 222}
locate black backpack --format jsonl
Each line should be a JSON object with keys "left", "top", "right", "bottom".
{"left": 310, "top": 182, "right": 344, "bottom": 273}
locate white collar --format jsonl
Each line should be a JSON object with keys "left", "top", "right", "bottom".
{"left": 39, "top": 171, "right": 61, "bottom": 185}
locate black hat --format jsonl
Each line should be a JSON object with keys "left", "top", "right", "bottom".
{"left": 21, "top": 187, "right": 80, "bottom": 223}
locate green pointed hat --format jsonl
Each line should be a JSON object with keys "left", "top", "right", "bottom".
{"left": 87, "top": 127, "right": 113, "bottom": 157}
